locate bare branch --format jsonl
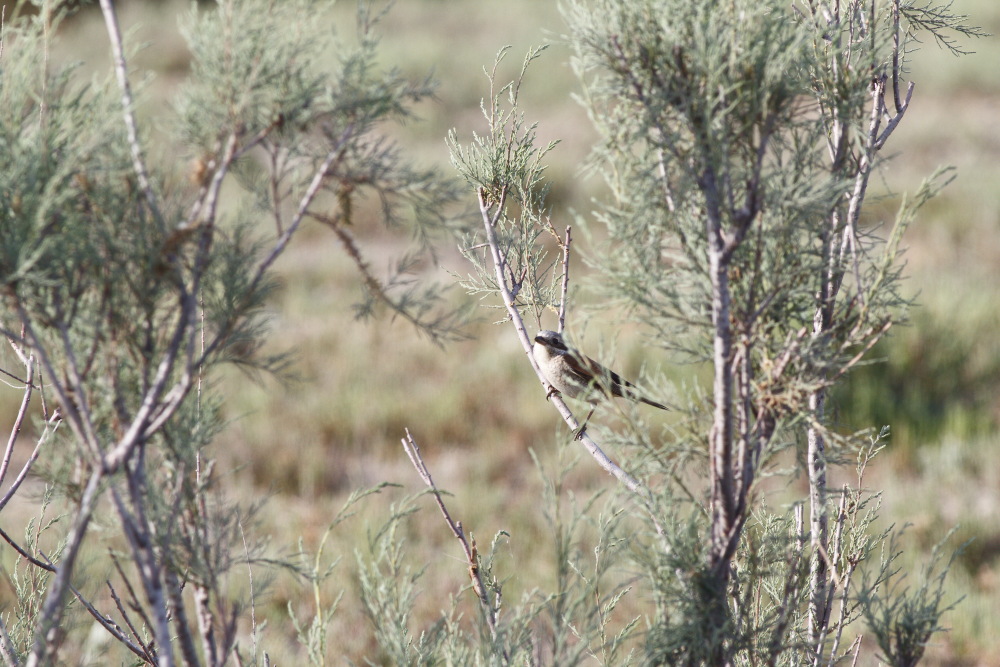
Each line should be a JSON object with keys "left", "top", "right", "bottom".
{"left": 558, "top": 226, "right": 571, "bottom": 334}
{"left": 0, "top": 524, "right": 54, "bottom": 573}
{"left": 401, "top": 429, "right": 502, "bottom": 645}
{"left": 109, "top": 480, "right": 174, "bottom": 667}
{"left": 184, "top": 132, "right": 238, "bottom": 231}
{"left": 14, "top": 302, "right": 100, "bottom": 459}
{"left": 891, "top": 0, "right": 902, "bottom": 113}
{"left": 166, "top": 568, "right": 201, "bottom": 667}
{"left": 98, "top": 0, "right": 160, "bottom": 224}
{"left": 72, "top": 583, "right": 154, "bottom": 664}
{"left": 874, "top": 82, "right": 914, "bottom": 150}
{"left": 107, "top": 580, "right": 158, "bottom": 664}
{"left": 194, "top": 584, "right": 218, "bottom": 667}
{"left": 110, "top": 553, "right": 156, "bottom": 634}
{"left": 103, "top": 299, "right": 194, "bottom": 472}
{"left": 0, "top": 355, "right": 33, "bottom": 489}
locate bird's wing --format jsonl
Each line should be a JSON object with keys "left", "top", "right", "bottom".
{"left": 579, "top": 354, "right": 669, "bottom": 410}
{"left": 565, "top": 353, "right": 633, "bottom": 398}
{"left": 561, "top": 352, "right": 600, "bottom": 389}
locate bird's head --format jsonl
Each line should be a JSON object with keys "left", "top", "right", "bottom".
{"left": 534, "top": 330, "right": 569, "bottom": 354}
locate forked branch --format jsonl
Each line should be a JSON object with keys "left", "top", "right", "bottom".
{"left": 476, "top": 189, "right": 663, "bottom": 532}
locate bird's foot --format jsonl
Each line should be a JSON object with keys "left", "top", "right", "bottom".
{"left": 545, "top": 385, "right": 561, "bottom": 401}
{"left": 573, "top": 424, "right": 589, "bottom": 441}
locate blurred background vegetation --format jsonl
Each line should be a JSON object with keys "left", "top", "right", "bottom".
{"left": 1, "top": 0, "right": 998, "bottom": 663}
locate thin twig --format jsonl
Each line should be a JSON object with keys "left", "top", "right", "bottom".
{"left": 849, "top": 635, "right": 863, "bottom": 667}
{"left": 831, "top": 319, "right": 893, "bottom": 382}
{"left": 0, "top": 412, "right": 55, "bottom": 510}
{"left": 162, "top": 567, "right": 199, "bottom": 666}
{"left": 874, "top": 81, "right": 914, "bottom": 149}
{"left": 14, "top": 302, "right": 97, "bottom": 459}
{"left": 98, "top": 0, "right": 160, "bottom": 224}
{"left": 239, "top": 518, "right": 258, "bottom": 662}
{"left": 184, "top": 132, "right": 238, "bottom": 232}
{"left": 162, "top": 575, "right": 196, "bottom": 666}
{"left": 657, "top": 149, "right": 676, "bottom": 213}
{"left": 103, "top": 301, "right": 193, "bottom": 471}
{"left": 0, "top": 355, "right": 33, "bottom": 489}
{"left": 53, "top": 315, "right": 102, "bottom": 458}
{"left": 318, "top": 213, "right": 440, "bottom": 337}
{"left": 110, "top": 553, "right": 156, "bottom": 633}
{"left": 824, "top": 490, "right": 855, "bottom": 667}
{"left": 0, "top": 366, "right": 34, "bottom": 389}
{"left": 558, "top": 226, "right": 571, "bottom": 334}
{"left": 401, "top": 431, "right": 497, "bottom": 627}
{"left": 107, "top": 580, "right": 157, "bottom": 663}
{"left": 0, "top": 524, "right": 54, "bottom": 573}
{"left": 72, "top": 583, "right": 153, "bottom": 664}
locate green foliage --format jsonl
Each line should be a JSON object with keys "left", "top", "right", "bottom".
{"left": 3, "top": 489, "right": 58, "bottom": 663}
{"left": 834, "top": 296, "right": 1000, "bottom": 447}
{"left": 330, "top": 444, "right": 650, "bottom": 666}
{"left": 287, "top": 485, "right": 396, "bottom": 667}
{"left": 859, "top": 528, "right": 966, "bottom": 667}
{"left": 434, "top": 0, "right": 982, "bottom": 665}
{"left": 0, "top": 0, "right": 990, "bottom": 664}
{"left": 0, "top": 0, "right": 465, "bottom": 663}
{"left": 449, "top": 45, "right": 566, "bottom": 329}
{"left": 179, "top": 0, "right": 468, "bottom": 343}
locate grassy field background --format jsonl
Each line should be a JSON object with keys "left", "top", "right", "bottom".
{"left": 4, "top": 0, "right": 1000, "bottom": 663}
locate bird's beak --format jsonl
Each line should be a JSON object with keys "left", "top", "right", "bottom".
{"left": 533, "top": 334, "right": 544, "bottom": 344}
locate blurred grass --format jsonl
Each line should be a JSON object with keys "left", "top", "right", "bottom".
{"left": 1, "top": 0, "right": 996, "bottom": 663}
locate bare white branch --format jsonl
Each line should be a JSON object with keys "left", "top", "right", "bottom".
{"left": 401, "top": 429, "right": 502, "bottom": 643}
{"left": 98, "top": 0, "right": 160, "bottom": 223}
{"left": 0, "top": 354, "right": 33, "bottom": 489}
{"left": 558, "top": 226, "right": 571, "bottom": 334}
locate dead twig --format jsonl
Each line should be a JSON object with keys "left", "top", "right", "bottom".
{"left": 558, "top": 226, "right": 571, "bottom": 334}
{"left": 400, "top": 429, "right": 504, "bottom": 648}
{"left": 74, "top": 582, "right": 155, "bottom": 664}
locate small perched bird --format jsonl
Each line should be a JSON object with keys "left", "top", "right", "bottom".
{"left": 532, "top": 330, "right": 667, "bottom": 436}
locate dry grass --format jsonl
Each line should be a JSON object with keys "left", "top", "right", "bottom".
{"left": 1, "top": 0, "right": 996, "bottom": 663}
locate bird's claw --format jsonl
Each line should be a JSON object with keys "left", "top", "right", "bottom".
{"left": 545, "top": 385, "right": 561, "bottom": 401}
{"left": 573, "top": 424, "right": 588, "bottom": 441}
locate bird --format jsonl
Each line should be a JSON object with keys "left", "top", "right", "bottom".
{"left": 532, "top": 330, "right": 667, "bottom": 436}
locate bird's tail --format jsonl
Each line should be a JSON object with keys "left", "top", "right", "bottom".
{"left": 639, "top": 396, "right": 670, "bottom": 411}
